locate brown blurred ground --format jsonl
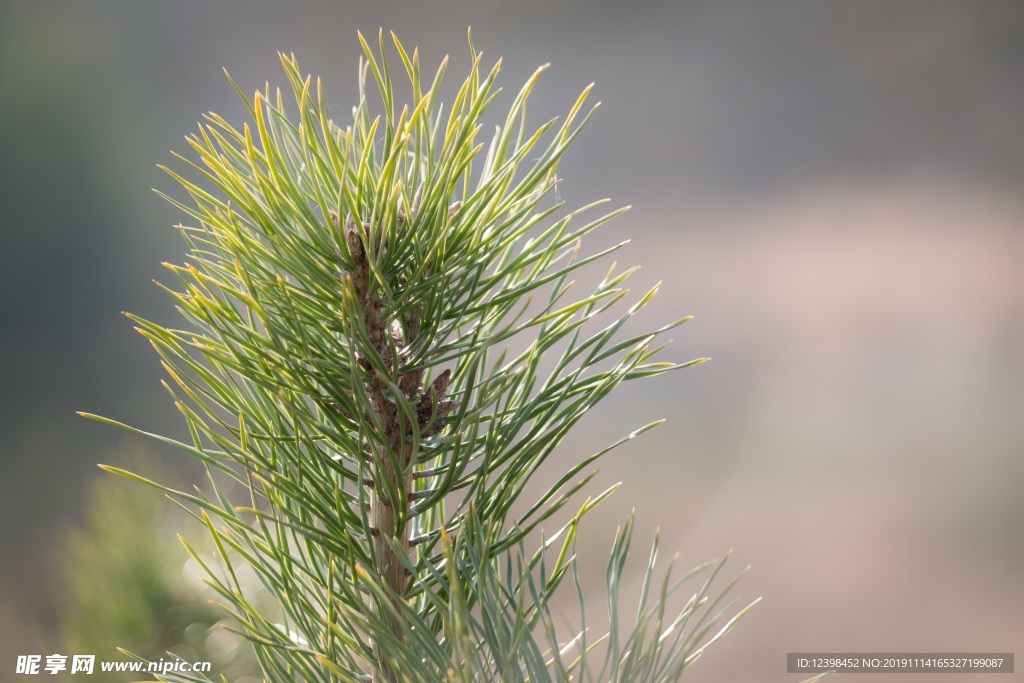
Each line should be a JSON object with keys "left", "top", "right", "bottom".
{"left": 571, "top": 183, "right": 1024, "bottom": 681}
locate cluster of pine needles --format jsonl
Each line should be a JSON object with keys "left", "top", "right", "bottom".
{"left": 82, "top": 30, "right": 755, "bottom": 683}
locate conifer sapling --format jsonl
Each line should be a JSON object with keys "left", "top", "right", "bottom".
{"left": 82, "top": 30, "right": 754, "bottom": 683}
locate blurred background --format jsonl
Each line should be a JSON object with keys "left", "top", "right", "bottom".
{"left": 1, "top": 1, "right": 1021, "bottom": 681}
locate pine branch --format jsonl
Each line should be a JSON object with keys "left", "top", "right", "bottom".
{"left": 81, "top": 28, "right": 756, "bottom": 683}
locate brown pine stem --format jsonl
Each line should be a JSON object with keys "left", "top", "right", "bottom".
{"left": 367, "top": 445, "right": 412, "bottom": 683}
{"left": 346, "top": 216, "right": 442, "bottom": 683}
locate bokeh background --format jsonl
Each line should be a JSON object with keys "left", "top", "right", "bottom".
{"left": 2, "top": 1, "right": 1022, "bottom": 681}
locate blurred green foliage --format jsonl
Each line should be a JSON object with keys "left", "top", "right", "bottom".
{"left": 59, "top": 449, "right": 262, "bottom": 682}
